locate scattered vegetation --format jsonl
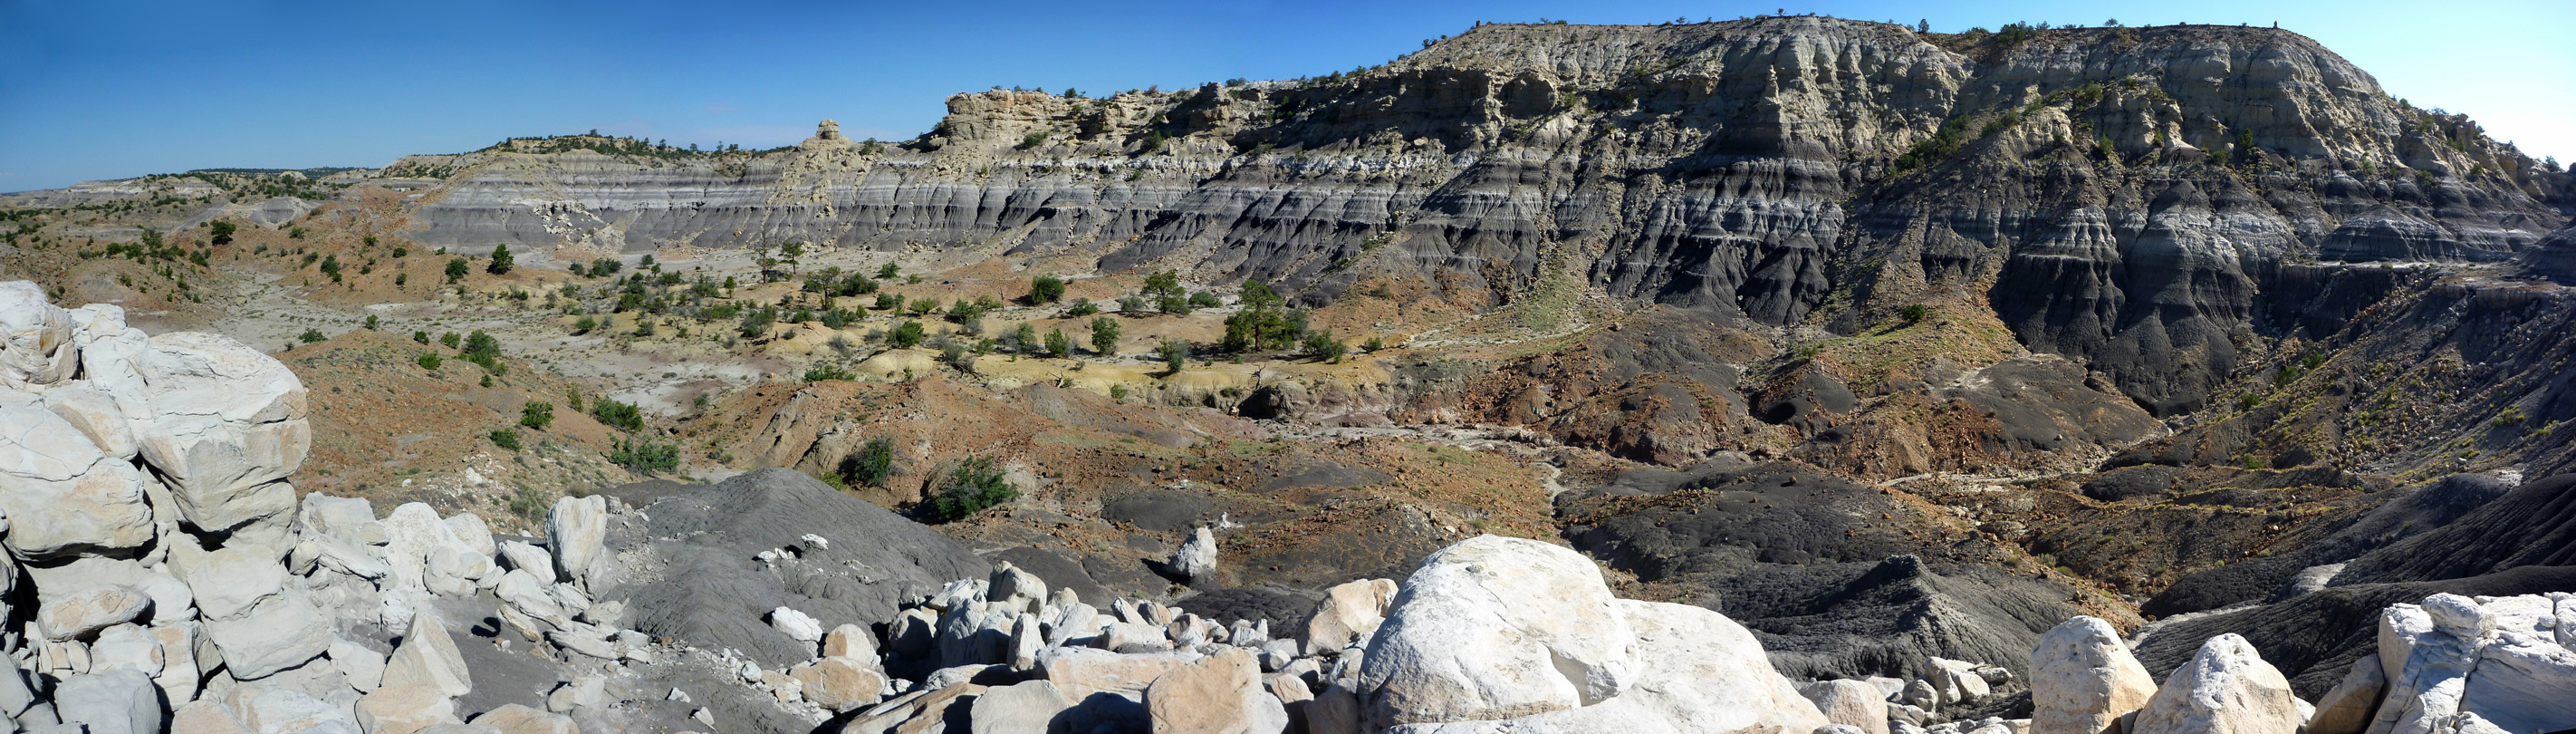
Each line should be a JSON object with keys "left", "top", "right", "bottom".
{"left": 610, "top": 438, "right": 679, "bottom": 474}
{"left": 839, "top": 438, "right": 897, "bottom": 488}
{"left": 591, "top": 397, "right": 645, "bottom": 431}
{"left": 924, "top": 457, "right": 1017, "bottom": 523}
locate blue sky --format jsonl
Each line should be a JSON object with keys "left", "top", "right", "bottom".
{"left": 3, "top": 0, "right": 2569, "bottom": 191}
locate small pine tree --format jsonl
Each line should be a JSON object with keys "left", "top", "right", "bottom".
{"left": 487, "top": 243, "right": 514, "bottom": 274}
{"left": 445, "top": 257, "right": 469, "bottom": 284}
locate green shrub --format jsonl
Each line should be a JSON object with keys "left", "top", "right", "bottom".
{"left": 610, "top": 438, "right": 679, "bottom": 474}
{"left": 1303, "top": 329, "right": 1346, "bottom": 362}
{"left": 925, "top": 457, "right": 1018, "bottom": 523}
{"left": 520, "top": 401, "right": 554, "bottom": 430}
{"left": 363, "top": 315, "right": 380, "bottom": 330}
{"left": 1065, "top": 298, "right": 1099, "bottom": 316}
{"left": 591, "top": 398, "right": 644, "bottom": 431}
{"left": 416, "top": 352, "right": 442, "bottom": 370}
{"left": 445, "top": 257, "right": 469, "bottom": 284}
{"left": 839, "top": 437, "right": 896, "bottom": 488}
{"left": 486, "top": 243, "right": 514, "bottom": 274}
{"left": 1110, "top": 384, "right": 1128, "bottom": 401}
{"left": 1900, "top": 304, "right": 1929, "bottom": 324}
{"left": 462, "top": 331, "right": 504, "bottom": 373}
{"left": 413, "top": 331, "right": 429, "bottom": 344}
{"left": 1044, "top": 329, "right": 1073, "bottom": 358}
{"left": 573, "top": 316, "right": 597, "bottom": 333}
{"left": 1897, "top": 116, "right": 1970, "bottom": 171}
{"left": 489, "top": 429, "right": 522, "bottom": 450}
{"left": 1090, "top": 316, "right": 1122, "bottom": 355}
{"left": 890, "top": 320, "right": 927, "bottom": 348}
{"left": 1029, "top": 275, "right": 1065, "bottom": 303}
{"left": 804, "top": 363, "right": 855, "bottom": 382}
{"left": 440, "top": 332, "right": 460, "bottom": 348}
{"left": 299, "top": 329, "right": 325, "bottom": 343}
{"left": 1158, "top": 339, "right": 1188, "bottom": 374}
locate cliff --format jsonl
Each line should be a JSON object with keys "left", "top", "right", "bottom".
{"left": 375, "top": 19, "right": 2570, "bottom": 470}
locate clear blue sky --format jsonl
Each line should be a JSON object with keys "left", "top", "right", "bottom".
{"left": 4, "top": 0, "right": 2569, "bottom": 192}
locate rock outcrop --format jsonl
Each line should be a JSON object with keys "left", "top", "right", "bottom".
{"left": 388, "top": 20, "right": 2566, "bottom": 459}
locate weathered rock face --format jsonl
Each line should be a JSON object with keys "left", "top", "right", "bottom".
{"left": 394, "top": 19, "right": 2565, "bottom": 426}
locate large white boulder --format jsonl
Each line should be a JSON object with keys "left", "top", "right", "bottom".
{"left": 0, "top": 280, "right": 79, "bottom": 389}
{"left": 543, "top": 495, "right": 608, "bottom": 587}
{"left": 201, "top": 590, "right": 333, "bottom": 680}
{"left": 52, "top": 668, "right": 163, "bottom": 734}
{"left": 1306, "top": 578, "right": 1399, "bottom": 654}
{"left": 1380, "top": 599, "right": 1830, "bottom": 734}
{"left": 171, "top": 541, "right": 289, "bottom": 620}
{"left": 130, "top": 331, "right": 309, "bottom": 531}
{"left": 1171, "top": 526, "right": 1219, "bottom": 580}
{"left": 2031, "top": 616, "right": 2158, "bottom": 734}
{"left": 383, "top": 613, "right": 472, "bottom": 698}
{"left": 2369, "top": 593, "right": 2576, "bottom": 734}
{"left": 0, "top": 402, "right": 158, "bottom": 557}
{"left": 2131, "top": 633, "right": 2301, "bottom": 734}
{"left": 1358, "top": 536, "right": 1636, "bottom": 728}
{"left": 1146, "top": 647, "right": 1288, "bottom": 734}
{"left": 1802, "top": 680, "right": 1891, "bottom": 734}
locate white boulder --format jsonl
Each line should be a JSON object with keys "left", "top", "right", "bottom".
{"left": 0, "top": 280, "right": 80, "bottom": 389}
{"left": 1305, "top": 578, "right": 1398, "bottom": 655}
{"left": 2131, "top": 633, "right": 2301, "bottom": 734}
{"left": 383, "top": 613, "right": 472, "bottom": 698}
{"left": 1171, "top": 526, "right": 1219, "bottom": 580}
{"left": 1358, "top": 535, "right": 1636, "bottom": 728}
{"left": 543, "top": 495, "right": 607, "bottom": 587}
{"left": 0, "top": 403, "right": 158, "bottom": 557}
{"left": 130, "top": 331, "right": 309, "bottom": 531}
{"left": 2030, "top": 616, "right": 2158, "bottom": 734}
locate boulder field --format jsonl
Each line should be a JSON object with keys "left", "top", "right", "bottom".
{"left": 9, "top": 281, "right": 2576, "bottom": 734}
